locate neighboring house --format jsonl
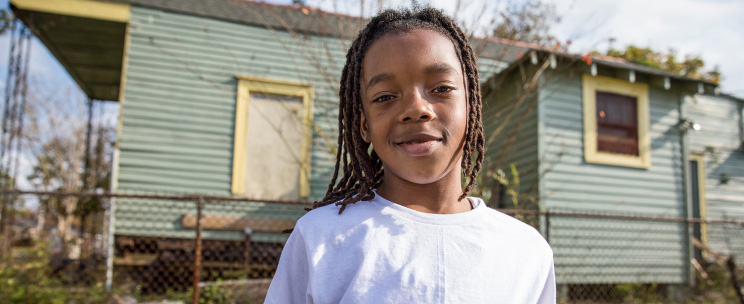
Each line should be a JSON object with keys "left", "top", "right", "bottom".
{"left": 482, "top": 50, "right": 744, "bottom": 290}
{"left": 11, "top": 0, "right": 742, "bottom": 294}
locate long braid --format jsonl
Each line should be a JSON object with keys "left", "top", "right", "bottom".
{"left": 313, "top": 7, "right": 485, "bottom": 213}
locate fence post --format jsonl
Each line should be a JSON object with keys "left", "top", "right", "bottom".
{"left": 192, "top": 197, "right": 204, "bottom": 304}
{"left": 244, "top": 228, "right": 253, "bottom": 279}
{"left": 104, "top": 196, "right": 116, "bottom": 291}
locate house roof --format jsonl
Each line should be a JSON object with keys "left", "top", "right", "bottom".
{"left": 109, "top": 0, "right": 530, "bottom": 63}
{"left": 110, "top": 0, "right": 368, "bottom": 40}
{"left": 483, "top": 36, "right": 718, "bottom": 85}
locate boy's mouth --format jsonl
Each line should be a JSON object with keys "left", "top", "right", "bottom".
{"left": 394, "top": 133, "right": 442, "bottom": 157}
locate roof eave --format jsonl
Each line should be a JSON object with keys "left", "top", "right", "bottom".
{"left": 10, "top": 0, "right": 130, "bottom": 101}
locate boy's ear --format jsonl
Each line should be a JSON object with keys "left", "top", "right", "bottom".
{"left": 359, "top": 111, "right": 371, "bottom": 143}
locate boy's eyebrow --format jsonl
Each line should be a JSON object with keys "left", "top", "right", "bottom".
{"left": 365, "top": 63, "right": 457, "bottom": 91}
{"left": 423, "top": 63, "right": 457, "bottom": 75}
{"left": 366, "top": 73, "right": 393, "bottom": 91}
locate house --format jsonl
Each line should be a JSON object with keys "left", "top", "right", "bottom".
{"left": 11, "top": 0, "right": 742, "bottom": 296}
{"left": 9, "top": 0, "right": 523, "bottom": 290}
{"left": 482, "top": 49, "right": 744, "bottom": 292}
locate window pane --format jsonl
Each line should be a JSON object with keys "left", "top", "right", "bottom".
{"left": 596, "top": 91, "right": 638, "bottom": 155}
{"left": 243, "top": 93, "right": 304, "bottom": 200}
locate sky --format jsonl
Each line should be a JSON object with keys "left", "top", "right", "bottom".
{"left": 295, "top": 0, "right": 744, "bottom": 97}
{"left": 550, "top": 0, "right": 744, "bottom": 97}
{"left": 0, "top": 0, "right": 742, "bottom": 197}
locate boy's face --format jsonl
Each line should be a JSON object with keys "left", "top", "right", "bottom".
{"left": 360, "top": 28, "right": 468, "bottom": 186}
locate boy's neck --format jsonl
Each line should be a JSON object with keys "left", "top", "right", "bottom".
{"left": 376, "top": 169, "right": 471, "bottom": 214}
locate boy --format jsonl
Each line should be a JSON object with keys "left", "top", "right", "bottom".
{"left": 265, "top": 7, "right": 555, "bottom": 303}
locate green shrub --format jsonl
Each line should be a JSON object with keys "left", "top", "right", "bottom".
{"left": 0, "top": 244, "right": 110, "bottom": 304}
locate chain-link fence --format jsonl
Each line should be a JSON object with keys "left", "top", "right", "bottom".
{"left": 540, "top": 210, "right": 744, "bottom": 303}
{"left": 1, "top": 190, "right": 743, "bottom": 303}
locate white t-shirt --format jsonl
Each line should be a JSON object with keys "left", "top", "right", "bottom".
{"left": 265, "top": 192, "right": 555, "bottom": 304}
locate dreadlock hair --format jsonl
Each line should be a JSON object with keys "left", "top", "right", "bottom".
{"left": 313, "top": 7, "right": 485, "bottom": 214}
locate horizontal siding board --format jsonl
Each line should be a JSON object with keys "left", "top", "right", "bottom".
{"left": 121, "top": 128, "right": 234, "bottom": 146}
{"left": 121, "top": 116, "right": 233, "bottom": 136}
{"left": 119, "top": 157, "right": 229, "bottom": 175}
{"left": 545, "top": 190, "right": 683, "bottom": 208}
{"left": 125, "top": 49, "right": 341, "bottom": 85}
{"left": 119, "top": 141, "right": 233, "bottom": 158}
{"left": 544, "top": 170, "right": 680, "bottom": 191}
{"left": 118, "top": 171, "right": 230, "bottom": 190}
{"left": 119, "top": 151, "right": 229, "bottom": 166}
{"left": 132, "top": 13, "right": 350, "bottom": 54}
{"left": 544, "top": 157, "right": 682, "bottom": 178}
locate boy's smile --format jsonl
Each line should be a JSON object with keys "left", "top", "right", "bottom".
{"left": 394, "top": 132, "right": 442, "bottom": 157}
{"left": 360, "top": 28, "right": 468, "bottom": 209}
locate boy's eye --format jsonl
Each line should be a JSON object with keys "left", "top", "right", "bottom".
{"left": 372, "top": 95, "right": 395, "bottom": 103}
{"left": 432, "top": 86, "right": 455, "bottom": 93}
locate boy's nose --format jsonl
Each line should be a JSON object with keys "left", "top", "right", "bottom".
{"left": 399, "top": 91, "right": 435, "bottom": 123}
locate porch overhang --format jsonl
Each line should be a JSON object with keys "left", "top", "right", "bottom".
{"left": 10, "top": 0, "right": 130, "bottom": 101}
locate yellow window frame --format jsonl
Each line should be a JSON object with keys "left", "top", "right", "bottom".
{"left": 232, "top": 76, "right": 314, "bottom": 198}
{"left": 582, "top": 74, "right": 650, "bottom": 168}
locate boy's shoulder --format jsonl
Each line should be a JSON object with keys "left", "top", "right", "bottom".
{"left": 294, "top": 198, "right": 381, "bottom": 233}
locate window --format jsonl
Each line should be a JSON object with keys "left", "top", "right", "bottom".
{"left": 596, "top": 92, "right": 638, "bottom": 155}
{"left": 232, "top": 76, "right": 314, "bottom": 199}
{"left": 582, "top": 74, "right": 650, "bottom": 168}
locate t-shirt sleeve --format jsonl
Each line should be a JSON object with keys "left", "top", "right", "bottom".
{"left": 264, "top": 228, "right": 310, "bottom": 304}
{"left": 536, "top": 255, "right": 556, "bottom": 304}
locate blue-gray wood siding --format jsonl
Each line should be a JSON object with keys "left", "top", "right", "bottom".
{"left": 481, "top": 69, "right": 539, "bottom": 207}
{"left": 539, "top": 70, "right": 688, "bottom": 284}
{"left": 685, "top": 94, "right": 744, "bottom": 264}
{"left": 114, "top": 6, "right": 509, "bottom": 242}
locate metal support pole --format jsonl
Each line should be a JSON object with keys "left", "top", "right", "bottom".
{"left": 104, "top": 196, "right": 116, "bottom": 291}
{"left": 105, "top": 145, "right": 120, "bottom": 292}
{"left": 192, "top": 197, "right": 204, "bottom": 304}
